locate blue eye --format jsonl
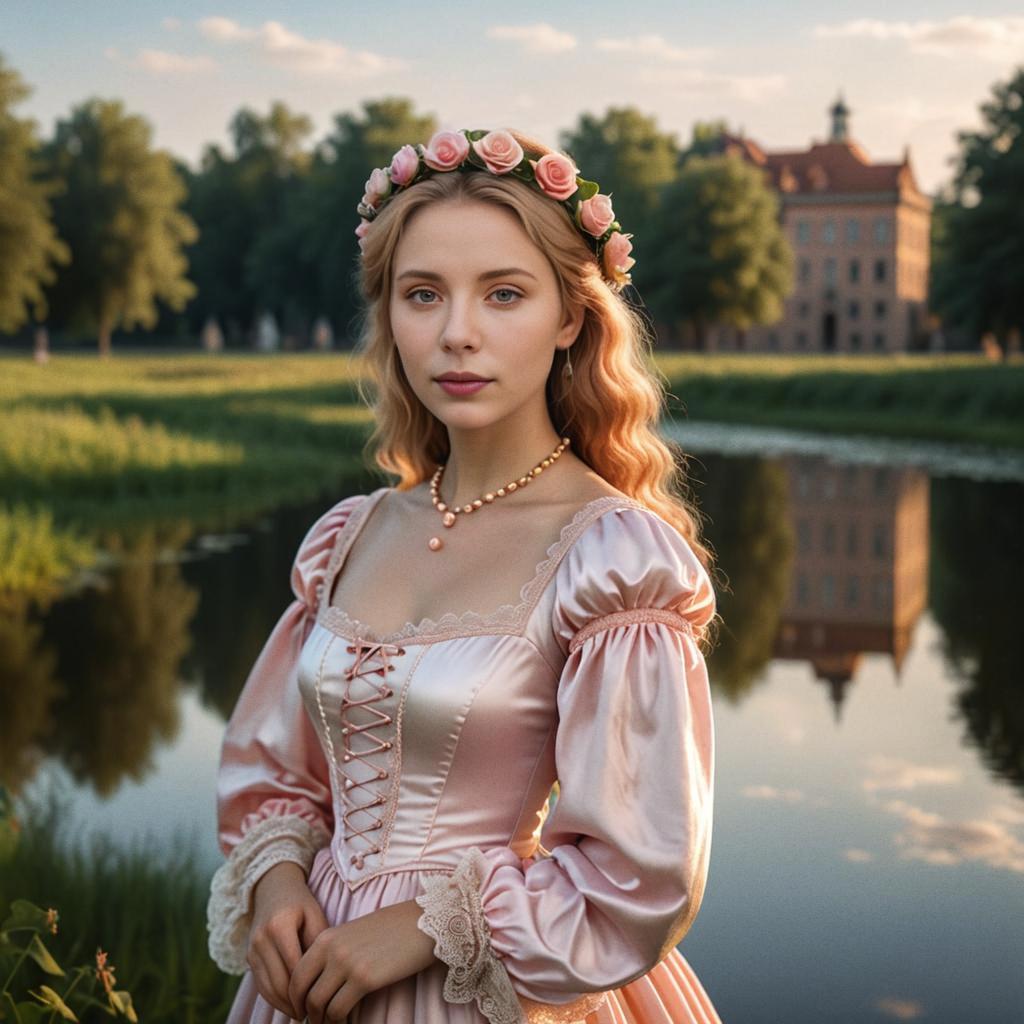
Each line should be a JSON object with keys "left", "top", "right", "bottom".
{"left": 406, "top": 287, "right": 523, "bottom": 305}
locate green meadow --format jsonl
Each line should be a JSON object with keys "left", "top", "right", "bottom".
{"left": 2, "top": 350, "right": 1022, "bottom": 599}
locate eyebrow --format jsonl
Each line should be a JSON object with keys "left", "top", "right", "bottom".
{"left": 396, "top": 267, "right": 538, "bottom": 283}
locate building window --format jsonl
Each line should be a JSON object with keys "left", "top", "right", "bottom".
{"left": 799, "top": 300, "right": 810, "bottom": 318}
{"left": 768, "top": 331, "right": 779, "bottom": 350}
{"left": 872, "top": 523, "right": 887, "bottom": 558}
{"left": 846, "top": 522, "right": 859, "bottom": 557}
{"left": 845, "top": 574, "right": 860, "bottom": 608}
{"left": 874, "top": 299, "right": 887, "bottom": 319}
{"left": 797, "top": 330, "right": 808, "bottom": 349}
{"left": 874, "top": 332, "right": 886, "bottom": 350}
{"left": 797, "top": 220, "right": 810, "bottom": 244}
{"left": 823, "top": 521, "right": 837, "bottom": 554}
{"left": 849, "top": 258, "right": 860, "bottom": 283}
{"left": 797, "top": 519, "right": 811, "bottom": 553}
{"left": 824, "top": 258, "right": 837, "bottom": 286}
{"left": 822, "top": 573, "right": 835, "bottom": 608}
{"left": 822, "top": 219, "right": 836, "bottom": 244}
{"left": 874, "top": 216, "right": 891, "bottom": 244}
{"left": 845, "top": 218, "right": 860, "bottom": 243}
{"left": 850, "top": 331, "right": 862, "bottom": 349}
{"left": 874, "top": 258, "right": 887, "bottom": 282}
{"left": 796, "top": 572, "right": 809, "bottom": 606}
{"left": 848, "top": 299, "right": 860, "bottom": 320}
{"left": 800, "top": 258, "right": 812, "bottom": 283}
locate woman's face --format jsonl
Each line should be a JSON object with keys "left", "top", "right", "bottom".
{"left": 388, "top": 198, "right": 583, "bottom": 435}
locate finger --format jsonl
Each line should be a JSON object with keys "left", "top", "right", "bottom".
{"left": 251, "top": 958, "right": 298, "bottom": 1019}
{"left": 304, "top": 969, "right": 342, "bottom": 1024}
{"left": 277, "top": 923, "right": 304, "bottom": 975}
{"left": 262, "top": 944, "right": 302, "bottom": 1020}
{"left": 301, "top": 902, "right": 329, "bottom": 950}
{"left": 288, "top": 947, "right": 321, "bottom": 1021}
{"left": 325, "top": 978, "right": 361, "bottom": 1023}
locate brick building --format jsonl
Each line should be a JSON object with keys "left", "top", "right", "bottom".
{"left": 702, "top": 95, "right": 932, "bottom": 354}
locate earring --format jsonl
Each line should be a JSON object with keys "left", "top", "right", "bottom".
{"left": 562, "top": 346, "right": 574, "bottom": 382}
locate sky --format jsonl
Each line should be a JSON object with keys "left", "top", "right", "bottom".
{"left": 1, "top": 2, "right": 1022, "bottom": 197}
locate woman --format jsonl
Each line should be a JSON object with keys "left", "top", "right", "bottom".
{"left": 207, "top": 127, "right": 723, "bottom": 1024}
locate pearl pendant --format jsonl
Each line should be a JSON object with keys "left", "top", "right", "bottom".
{"left": 442, "top": 511, "right": 456, "bottom": 527}
{"left": 428, "top": 536, "right": 443, "bottom": 551}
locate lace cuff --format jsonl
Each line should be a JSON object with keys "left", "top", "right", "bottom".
{"left": 206, "top": 813, "right": 330, "bottom": 974}
{"left": 415, "top": 846, "right": 526, "bottom": 1024}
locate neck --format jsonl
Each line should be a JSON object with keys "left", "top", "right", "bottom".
{"left": 438, "top": 426, "right": 566, "bottom": 508}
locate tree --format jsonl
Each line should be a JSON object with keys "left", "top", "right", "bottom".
{"left": 182, "top": 101, "right": 314, "bottom": 345}
{"left": 0, "top": 54, "right": 70, "bottom": 334}
{"left": 40, "top": 98, "right": 197, "bottom": 356}
{"left": 643, "top": 153, "right": 793, "bottom": 349}
{"left": 560, "top": 108, "right": 680, "bottom": 295}
{"left": 930, "top": 65, "right": 1024, "bottom": 351}
{"left": 295, "top": 96, "right": 436, "bottom": 343}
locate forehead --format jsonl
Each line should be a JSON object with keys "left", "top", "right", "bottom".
{"left": 394, "top": 199, "right": 544, "bottom": 272}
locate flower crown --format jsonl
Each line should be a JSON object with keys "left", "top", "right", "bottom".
{"left": 354, "top": 128, "right": 635, "bottom": 292}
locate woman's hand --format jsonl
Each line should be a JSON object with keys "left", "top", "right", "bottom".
{"left": 288, "top": 898, "right": 438, "bottom": 1024}
{"left": 247, "top": 861, "right": 330, "bottom": 1019}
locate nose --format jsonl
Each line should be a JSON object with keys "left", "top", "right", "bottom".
{"left": 439, "top": 294, "right": 481, "bottom": 351}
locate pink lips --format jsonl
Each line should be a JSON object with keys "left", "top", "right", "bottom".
{"left": 436, "top": 379, "right": 491, "bottom": 396}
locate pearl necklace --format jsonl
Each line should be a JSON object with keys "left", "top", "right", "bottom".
{"left": 426, "top": 436, "right": 571, "bottom": 552}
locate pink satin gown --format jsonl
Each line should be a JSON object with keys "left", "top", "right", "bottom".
{"left": 207, "top": 486, "right": 723, "bottom": 1023}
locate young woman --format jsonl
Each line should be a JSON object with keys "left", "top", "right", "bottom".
{"left": 207, "top": 127, "right": 723, "bottom": 1024}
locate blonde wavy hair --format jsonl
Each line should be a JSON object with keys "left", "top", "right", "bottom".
{"left": 352, "top": 129, "right": 719, "bottom": 651}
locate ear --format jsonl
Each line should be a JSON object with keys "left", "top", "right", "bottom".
{"left": 556, "top": 299, "right": 585, "bottom": 350}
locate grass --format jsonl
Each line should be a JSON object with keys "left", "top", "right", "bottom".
{"left": 1, "top": 349, "right": 1021, "bottom": 599}
{"left": 0, "top": 784, "right": 238, "bottom": 1023}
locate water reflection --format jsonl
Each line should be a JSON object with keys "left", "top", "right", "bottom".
{"left": 2, "top": 456, "right": 1022, "bottom": 803}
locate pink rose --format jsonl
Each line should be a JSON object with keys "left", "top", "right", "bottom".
{"left": 578, "top": 193, "right": 615, "bottom": 237}
{"left": 602, "top": 231, "right": 635, "bottom": 287}
{"left": 529, "top": 153, "right": 579, "bottom": 201}
{"left": 422, "top": 130, "right": 470, "bottom": 171}
{"left": 364, "top": 167, "right": 391, "bottom": 205}
{"left": 355, "top": 218, "right": 371, "bottom": 252}
{"left": 471, "top": 130, "right": 524, "bottom": 174}
{"left": 389, "top": 144, "right": 420, "bottom": 186}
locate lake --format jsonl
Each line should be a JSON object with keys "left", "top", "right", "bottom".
{"left": 7, "top": 421, "right": 1024, "bottom": 1024}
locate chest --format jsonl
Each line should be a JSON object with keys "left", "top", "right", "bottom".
{"left": 325, "top": 500, "right": 575, "bottom": 639}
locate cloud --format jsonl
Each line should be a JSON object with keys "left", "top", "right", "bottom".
{"left": 843, "top": 848, "right": 875, "bottom": 862}
{"left": 881, "top": 798, "right": 1024, "bottom": 873}
{"left": 862, "top": 755, "right": 961, "bottom": 793}
{"left": 811, "top": 15, "right": 1024, "bottom": 60}
{"left": 741, "top": 784, "right": 807, "bottom": 803}
{"left": 595, "top": 34, "right": 714, "bottom": 62}
{"left": 196, "top": 17, "right": 405, "bottom": 77}
{"left": 636, "top": 66, "right": 787, "bottom": 103}
{"left": 161, "top": 17, "right": 182, "bottom": 32}
{"left": 129, "top": 49, "right": 217, "bottom": 75}
{"left": 486, "top": 23, "right": 577, "bottom": 55}
{"left": 874, "top": 996, "right": 926, "bottom": 1021}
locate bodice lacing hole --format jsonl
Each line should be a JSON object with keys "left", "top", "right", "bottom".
{"left": 339, "top": 639, "right": 405, "bottom": 869}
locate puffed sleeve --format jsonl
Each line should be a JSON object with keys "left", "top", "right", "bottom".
{"left": 414, "top": 507, "right": 717, "bottom": 1024}
{"left": 206, "top": 493, "right": 364, "bottom": 974}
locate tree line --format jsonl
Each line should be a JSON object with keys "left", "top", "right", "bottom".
{"left": 0, "top": 52, "right": 1021, "bottom": 356}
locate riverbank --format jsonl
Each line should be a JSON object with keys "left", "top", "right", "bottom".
{"left": 3, "top": 350, "right": 1021, "bottom": 597}
{"left": 658, "top": 352, "right": 1024, "bottom": 451}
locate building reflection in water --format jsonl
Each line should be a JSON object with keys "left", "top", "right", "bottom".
{"left": 775, "top": 457, "right": 929, "bottom": 719}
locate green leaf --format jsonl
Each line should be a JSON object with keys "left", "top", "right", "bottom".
{"left": 0, "top": 930, "right": 23, "bottom": 955}
{"left": 574, "top": 179, "right": 599, "bottom": 202}
{"left": 108, "top": 991, "right": 137, "bottom": 1023}
{"left": 0, "top": 990, "right": 19, "bottom": 1023}
{"left": 8, "top": 998, "right": 47, "bottom": 1024}
{"left": 1, "top": 902, "right": 49, "bottom": 935}
{"left": 25, "top": 936, "right": 64, "bottom": 977}
{"left": 27, "top": 987, "right": 78, "bottom": 1022}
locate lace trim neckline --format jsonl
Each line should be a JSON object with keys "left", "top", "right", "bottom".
{"left": 317, "top": 487, "right": 649, "bottom": 646}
